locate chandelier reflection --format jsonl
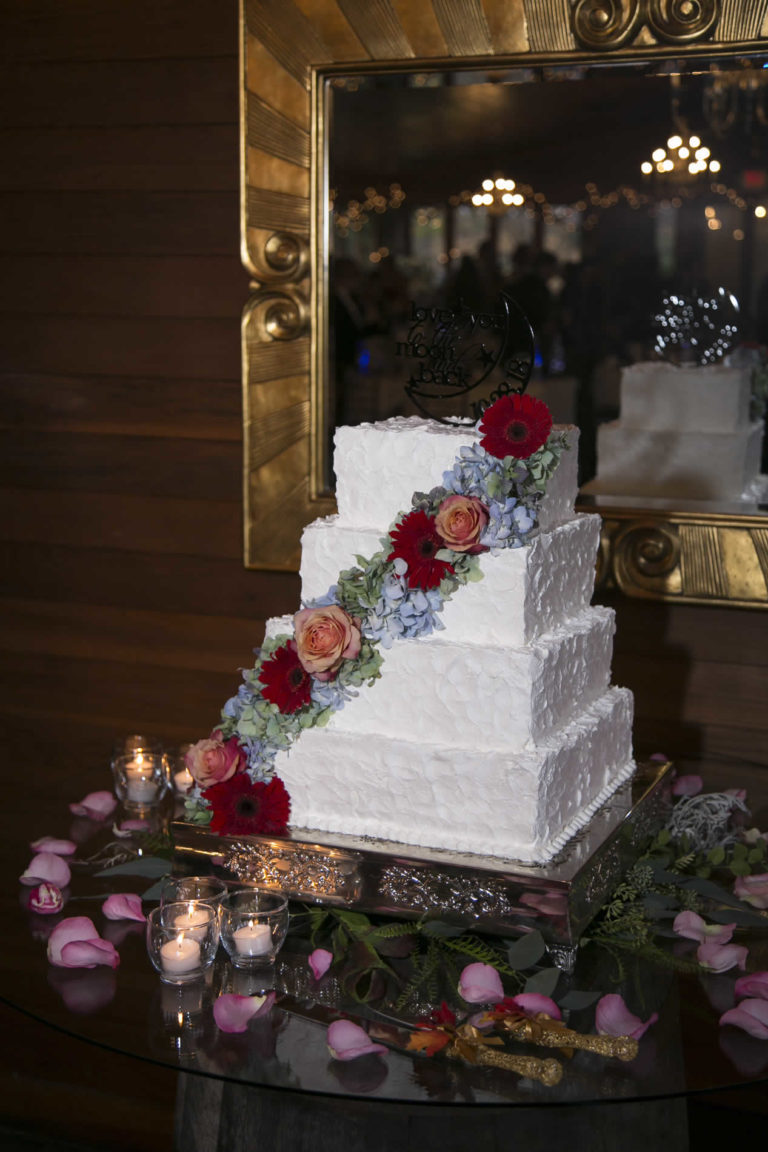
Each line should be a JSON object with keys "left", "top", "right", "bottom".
{"left": 471, "top": 175, "right": 525, "bottom": 215}
{"left": 641, "top": 133, "right": 721, "bottom": 181}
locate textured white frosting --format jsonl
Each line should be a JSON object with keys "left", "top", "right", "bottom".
{"left": 618, "top": 362, "right": 752, "bottom": 432}
{"left": 277, "top": 687, "right": 634, "bottom": 864}
{"left": 334, "top": 419, "right": 579, "bottom": 532}
{"left": 266, "top": 605, "right": 615, "bottom": 753}
{"left": 276, "top": 414, "right": 634, "bottom": 863}
{"left": 300, "top": 513, "right": 602, "bottom": 647}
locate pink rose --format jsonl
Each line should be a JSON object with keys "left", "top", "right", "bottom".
{"left": 28, "top": 882, "right": 64, "bottom": 915}
{"left": 293, "top": 605, "right": 361, "bottom": 682}
{"left": 734, "top": 873, "right": 768, "bottom": 909}
{"left": 185, "top": 736, "right": 246, "bottom": 789}
{"left": 435, "top": 495, "right": 489, "bottom": 554}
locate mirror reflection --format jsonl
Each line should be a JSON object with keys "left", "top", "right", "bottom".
{"left": 326, "top": 56, "right": 768, "bottom": 506}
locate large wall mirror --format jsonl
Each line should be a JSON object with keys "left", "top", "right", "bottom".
{"left": 240, "top": 0, "right": 768, "bottom": 608}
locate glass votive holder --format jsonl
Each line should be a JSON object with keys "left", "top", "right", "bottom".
{"left": 160, "top": 876, "right": 228, "bottom": 918}
{"left": 111, "top": 751, "right": 169, "bottom": 810}
{"left": 220, "top": 889, "right": 289, "bottom": 969}
{"left": 112, "top": 734, "right": 165, "bottom": 760}
{"left": 146, "top": 903, "right": 219, "bottom": 985}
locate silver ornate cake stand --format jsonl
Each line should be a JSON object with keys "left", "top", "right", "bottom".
{"left": 172, "top": 760, "right": 673, "bottom": 968}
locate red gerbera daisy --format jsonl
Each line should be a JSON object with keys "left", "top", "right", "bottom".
{"left": 258, "top": 641, "right": 311, "bottom": 713}
{"left": 478, "top": 393, "right": 553, "bottom": 460}
{"left": 388, "top": 509, "right": 454, "bottom": 590}
{"left": 203, "top": 773, "right": 291, "bottom": 837}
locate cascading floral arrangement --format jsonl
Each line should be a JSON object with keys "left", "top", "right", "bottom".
{"left": 183, "top": 393, "right": 566, "bottom": 837}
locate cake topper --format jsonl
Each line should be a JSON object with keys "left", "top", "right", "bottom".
{"left": 396, "top": 292, "right": 534, "bottom": 424}
{"left": 652, "top": 287, "right": 739, "bottom": 367}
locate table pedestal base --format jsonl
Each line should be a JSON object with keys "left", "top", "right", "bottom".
{"left": 175, "top": 1073, "right": 689, "bottom": 1152}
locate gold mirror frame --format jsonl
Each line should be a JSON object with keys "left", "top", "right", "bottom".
{"left": 239, "top": 0, "right": 768, "bottom": 608}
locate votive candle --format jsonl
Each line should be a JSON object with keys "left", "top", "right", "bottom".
{"left": 233, "top": 922, "right": 272, "bottom": 957}
{"left": 160, "top": 935, "right": 201, "bottom": 976}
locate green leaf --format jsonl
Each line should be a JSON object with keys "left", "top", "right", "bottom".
{"left": 558, "top": 989, "right": 602, "bottom": 1011}
{"left": 523, "top": 967, "right": 560, "bottom": 997}
{"left": 707, "top": 845, "right": 726, "bottom": 866}
{"left": 506, "top": 930, "right": 546, "bottom": 970}
{"left": 710, "top": 907, "right": 767, "bottom": 927}
{"left": 331, "top": 908, "right": 372, "bottom": 936}
{"left": 419, "top": 919, "right": 466, "bottom": 938}
{"left": 94, "top": 856, "right": 170, "bottom": 879}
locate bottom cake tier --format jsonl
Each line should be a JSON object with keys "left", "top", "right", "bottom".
{"left": 276, "top": 686, "right": 635, "bottom": 864}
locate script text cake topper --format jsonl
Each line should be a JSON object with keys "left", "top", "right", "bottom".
{"left": 396, "top": 292, "right": 535, "bottom": 424}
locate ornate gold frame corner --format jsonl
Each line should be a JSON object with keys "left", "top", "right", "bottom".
{"left": 239, "top": 0, "right": 768, "bottom": 593}
{"left": 586, "top": 504, "right": 768, "bottom": 607}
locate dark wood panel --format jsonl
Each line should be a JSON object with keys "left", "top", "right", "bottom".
{"left": 0, "top": 599, "right": 262, "bottom": 673}
{"left": 0, "top": 0, "right": 237, "bottom": 63}
{"left": 634, "top": 717, "right": 768, "bottom": 770}
{"left": 0, "top": 190, "right": 238, "bottom": 254}
{"left": 0, "top": 125, "right": 238, "bottom": 191}
{"left": 602, "top": 592, "right": 768, "bottom": 669}
{"left": 0, "top": 373, "right": 243, "bottom": 438}
{"left": 0, "top": 255, "right": 248, "bottom": 316}
{"left": 0, "top": 542, "right": 300, "bottom": 618}
{"left": 0, "top": 58, "right": 236, "bottom": 126}
{"left": 0, "top": 651, "right": 240, "bottom": 735}
{"left": 0, "top": 490, "right": 243, "bottom": 555}
{"left": 0, "top": 315, "right": 240, "bottom": 378}
{"left": 614, "top": 652, "right": 768, "bottom": 731}
{"left": 0, "top": 431, "right": 242, "bottom": 499}
{"left": 0, "top": 1003, "right": 175, "bottom": 1152}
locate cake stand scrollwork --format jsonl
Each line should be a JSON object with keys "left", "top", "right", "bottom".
{"left": 611, "top": 520, "right": 682, "bottom": 599}
{"left": 221, "top": 839, "right": 363, "bottom": 903}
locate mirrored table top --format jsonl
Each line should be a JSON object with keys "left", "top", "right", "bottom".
{"left": 4, "top": 774, "right": 768, "bottom": 1109}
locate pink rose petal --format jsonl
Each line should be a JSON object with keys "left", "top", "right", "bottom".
{"left": 734, "top": 971, "right": 768, "bottom": 1001}
{"left": 102, "top": 893, "right": 145, "bottom": 922}
{"left": 458, "top": 962, "right": 505, "bottom": 1004}
{"left": 213, "top": 992, "right": 275, "bottom": 1033}
{"left": 47, "top": 916, "right": 99, "bottom": 965}
{"left": 596, "top": 993, "right": 658, "bottom": 1039}
{"left": 733, "top": 873, "right": 768, "bottom": 910}
{"left": 509, "top": 993, "right": 562, "bottom": 1021}
{"left": 309, "top": 948, "right": 333, "bottom": 981}
{"left": 30, "top": 836, "right": 77, "bottom": 856}
{"left": 720, "top": 998, "right": 768, "bottom": 1039}
{"left": 27, "top": 882, "right": 64, "bottom": 915}
{"left": 69, "top": 791, "right": 117, "bottom": 820}
{"left": 19, "top": 852, "right": 71, "bottom": 888}
{"left": 327, "top": 1019, "right": 387, "bottom": 1061}
{"left": 59, "top": 939, "right": 120, "bottom": 970}
{"left": 697, "top": 939, "right": 749, "bottom": 974}
{"left": 673, "top": 910, "right": 734, "bottom": 944}
{"left": 672, "top": 774, "right": 703, "bottom": 797}
{"left": 47, "top": 917, "right": 119, "bottom": 969}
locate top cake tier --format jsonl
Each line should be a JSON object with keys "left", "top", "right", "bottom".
{"left": 619, "top": 362, "right": 752, "bottom": 432}
{"left": 334, "top": 417, "right": 579, "bottom": 532}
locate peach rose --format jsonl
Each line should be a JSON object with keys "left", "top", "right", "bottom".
{"left": 294, "top": 605, "right": 361, "bottom": 681}
{"left": 185, "top": 736, "right": 246, "bottom": 788}
{"left": 435, "top": 494, "right": 489, "bottom": 553}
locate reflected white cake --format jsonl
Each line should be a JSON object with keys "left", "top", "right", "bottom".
{"left": 588, "top": 361, "right": 764, "bottom": 501}
{"left": 268, "top": 417, "right": 635, "bottom": 864}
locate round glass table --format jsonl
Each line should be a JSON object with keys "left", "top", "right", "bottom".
{"left": 4, "top": 776, "right": 768, "bottom": 1152}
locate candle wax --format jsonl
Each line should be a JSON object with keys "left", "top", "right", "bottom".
{"left": 233, "top": 922, "right": 272, "bottom": 956}
{"left": 172, "top": 908, "right": 209, "bottom": 942}
{"left": 160, "top": 936, "right": 201, "bottom": 975}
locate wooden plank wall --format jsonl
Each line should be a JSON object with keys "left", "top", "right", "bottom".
{"left": 0, "top": 2, "right": 297, "bottom": 1148}
{"left": 0, "top": 2, "right": 766, "bottom": 1147}
{"left": 0, "top": 0, "right": 300, "bottom": 769}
